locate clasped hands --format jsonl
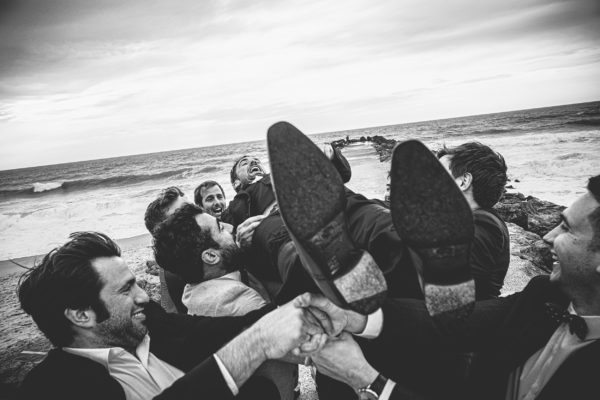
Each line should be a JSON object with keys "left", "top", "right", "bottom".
{"left": 266, "top": 293, "right": 378, "bottom": 390}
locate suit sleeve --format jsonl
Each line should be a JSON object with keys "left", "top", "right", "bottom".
{"left": 470, "top": 210, "right": 510, "bottom": 299}
{"left": 145, "top": 301, "right": 275, "bottom": 372}
{"left": 154, "top": 356, "right": 235, "bottom": 400}
{"left": 331, "top": 147, "right": 352, "bottom": 183}
{"left": 372, "top": 295, "right": 517, "bottom": 356}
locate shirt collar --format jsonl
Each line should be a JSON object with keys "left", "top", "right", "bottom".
{"left": 569, "top": 304, "right": 600, "bottom": 341}
{"left": 63, "top": 334, "right": 152, "bottom": 367}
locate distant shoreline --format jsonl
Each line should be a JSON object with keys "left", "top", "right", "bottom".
{"left": 0, "top": 233, "right": 152, "bottom": 277}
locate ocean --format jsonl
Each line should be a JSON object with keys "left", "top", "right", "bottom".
{"left": 0, "top": 101, "right": 598, "bottom": 260}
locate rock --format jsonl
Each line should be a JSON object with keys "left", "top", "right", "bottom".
{"left": 146, "top": 259, "right": 160, "bottom": 276}
{"left": 506, "top": 223, "right": 552, "bottom": 273}
{"left": 500, "top": 223, "right": 549, "bottom": 296}
{"left": 370, "top": 135, "right": 396, "bottom": 162}
{"left": 524, "top": 195, "right": 565, "bottom": 237}
{"left": 494, "top": 193, "right": 528, "bottom": 229}
{"left": 495, "top": 193, "right": 564, "bottom": 238}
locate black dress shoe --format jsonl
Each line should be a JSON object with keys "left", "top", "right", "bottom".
{"left": 390, "top": 140, "right": 475, "bottom": 323}
{"left": 267, "top": 121, "right": 387, "bottom": 315}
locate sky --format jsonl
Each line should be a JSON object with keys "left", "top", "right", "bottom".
{"left": 0, "top": 0, "right": 599, "bottom": 170}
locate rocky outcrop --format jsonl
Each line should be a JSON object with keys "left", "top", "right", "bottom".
{"left": 370, "top": 135, "right": 396, "bottom": 162}
{"left": 494, "top": 193, "right": 565, "bottom": 237}
{"left": 493, "top": 192, "right": 564, "bottom": 273}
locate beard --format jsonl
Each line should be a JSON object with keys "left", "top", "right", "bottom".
{"left": 219, "top": 242, "right": 244, "bottom": 273}
{"left": 96, "top": 308, "right": 148, "bottom": 351}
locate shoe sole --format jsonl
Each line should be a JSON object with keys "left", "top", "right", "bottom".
{"left": 390, "top": 140, "right": 475, "bottom": 319}
{"left": 267, "top": 121, "right": 387, "bottom": 314}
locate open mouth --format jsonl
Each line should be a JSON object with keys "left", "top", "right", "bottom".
{"left": 550, "top": 252, "right": 560, "bottom": 268}
{"left": 132, "top": 309, "right": 145, "bottom": 320}
{"left": 249, "top": 164, "right": 263, "bottom": 175}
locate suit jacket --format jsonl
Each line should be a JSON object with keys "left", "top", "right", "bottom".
{"left": 18, "top": 301, "right": 274, "bottom": 400}
{"left": 471, "top": 208, "right": 510, "bottom": 300}
{"left": 369, "top": 275, "right": 599, "bottom": 400}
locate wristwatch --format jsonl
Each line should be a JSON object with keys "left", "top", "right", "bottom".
{"left": 357, "top": 373, "right": 388, "bottom": 400}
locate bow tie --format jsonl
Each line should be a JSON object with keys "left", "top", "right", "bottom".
{"left": 545, "top": 302, "right": 588, "bottom": 340}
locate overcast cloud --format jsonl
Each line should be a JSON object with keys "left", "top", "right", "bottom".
{"left": 1, "top": 0, "right": 599, "bottom": 169}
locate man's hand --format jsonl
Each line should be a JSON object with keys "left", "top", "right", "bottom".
{"left": 216, "top": 297, "right": 326, "bottom": 389}
{"left": 254, "top": 297, "right": 327, "bottom": 360}
{"left": 321, "top": 143, "right": 335, "bottom": 160}
{"left": 235, "top": 215, "right": 266, "bottom": 249}
{"left": 312, "top": 332, "right": 378, "bottom": 390}
{"left": 294, "top": 293, "right": 368, "bottom": 336}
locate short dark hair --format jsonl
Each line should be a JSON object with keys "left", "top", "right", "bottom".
{"left": 153, "top": 203, "right": 219, "bottom": 283}
{"left": 438, "top": 142, "right": 508, "bottom": 209}
{"left": 230, "top": 155, "right": 249, "bottom": 192}
{"left": 144, "top": 186, "right": 185, "bottom": 234}
{"left": 194, "top": 180, "right": 225, "bottom": 206}
{"left": 587, "top": 175, "right": 600, "bottom": 251}
{"left": 18, "top": 232, "right": 119, "bottom": 347}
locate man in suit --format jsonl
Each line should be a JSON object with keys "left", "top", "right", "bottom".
{"left": 17, "top": 231, "right": 326, "bottom": 400}
{"left": 298, "top": 175, "right": 600, "bottom": 400}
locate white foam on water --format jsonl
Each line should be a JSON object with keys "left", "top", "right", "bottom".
{"left": 32, "top": 181, "right": 63, "bottom": 193}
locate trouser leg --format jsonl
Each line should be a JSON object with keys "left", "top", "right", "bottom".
{"left": 344, "top": 188, "right": 423, "bottom": 299}
{"left": 249, "top": 214, "right": 318, "bottom": 304}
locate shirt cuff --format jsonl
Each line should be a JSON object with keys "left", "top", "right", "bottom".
{"left": 213, "top": 354, "right": 239, "bottom": 396}
{"left": 356, "top": 308, "right": 383, "bottom": 339}
{"left": 379, "top": 379, "right": 396, "bottom": 400}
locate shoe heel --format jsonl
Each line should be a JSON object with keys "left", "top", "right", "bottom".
{"left": 333, "top": 251, "right": 387, "bottom": 314}
{"left": 423, "top": 280, "right": 475, "bottom": 318}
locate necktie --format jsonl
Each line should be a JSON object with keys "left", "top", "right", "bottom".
{"left": 545, "top": 302, "right": 588, "bottom": 340}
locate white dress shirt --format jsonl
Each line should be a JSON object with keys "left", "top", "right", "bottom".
{"left": 64, "top": 334, "right": 238, "bottom": 399}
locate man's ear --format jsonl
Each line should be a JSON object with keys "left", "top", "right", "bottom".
{"left": 64, "top": 308, "right": 95, "bottom": 328}
{"left": 233, "top": 179, "right": 241, "bottom": 191}
{"left": 457, "top": 172, "right": 473, "bottom": 191}
{"left": 202, "top": 248, "right": 221, "bottom": 266}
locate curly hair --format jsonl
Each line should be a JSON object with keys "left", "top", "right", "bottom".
{"left": 144, "top": 186, "right": 185, "bottom": 234}
{"left": 194, "top": 180, "right": 225, "bottom": 206}
{"left": 438, "top": 142, "right": 508, "bottom": 209}
{"left": 152, "top": 203, "right": 219, "bottom": 283}
{"left": 18, "top": 232, "right": 118, "bottom": 347}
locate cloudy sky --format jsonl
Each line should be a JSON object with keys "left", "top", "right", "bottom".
{"left": 1, "top": 0, "right": 599, "bottom": 169}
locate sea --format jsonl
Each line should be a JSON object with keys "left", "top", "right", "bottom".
{"left": 0, "top": 101, "right": 598, "bottom": 260}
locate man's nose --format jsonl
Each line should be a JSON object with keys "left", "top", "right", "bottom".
{"left": 134, "top": 284, "right": 150, "bottom": 304}
{"left": 543, "top": 226, "right": 557, "bottom": 247}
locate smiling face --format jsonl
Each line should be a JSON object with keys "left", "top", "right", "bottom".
{"left": 234, "top": 156, "right": 266, "bottom": 188}
{"left": 92, "top": 256, "right": 150, "bottom": 351}
{"left": 200, "top": 184, "right": 227, "bottom": 219}
{"left": 543, "top": 192, "right": 600, "bottom": 301}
